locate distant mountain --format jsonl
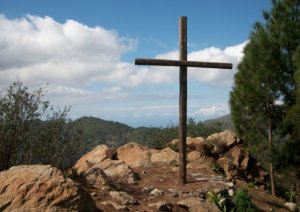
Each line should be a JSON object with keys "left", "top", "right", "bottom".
{"left": 68, "top": 116, "right": 133, "bottom": 149}
{"left": 203, "top": 114, "right": 233, "bottom": 130}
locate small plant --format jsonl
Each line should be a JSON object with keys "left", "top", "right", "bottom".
{"left": 208, "top": 161, "right": 224, "bottom": 175}
{"left": 207, "top": 191, "right": 221, "bottom": 206}
{"left": 207, "top": 191, "right": 232, "bottom": 212}
{"left": 247, "top": 182, "right": 256, "bottom": 188}
{"left": 284, "top": 190, "right": 296, "bottom": 203}
{"left": 64, "top": 167, "right": 79, "bottom": 180}
{"left": 232, "top": 188, "right": 258, "bottom": 212}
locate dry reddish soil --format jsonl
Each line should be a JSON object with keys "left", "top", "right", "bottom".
{"left": 79, "top": 161, "right": 289, "bottom": 212}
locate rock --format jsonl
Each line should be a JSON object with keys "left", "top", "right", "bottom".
{"left": 151, "top": 147, "right": 178, "bottom": 164}
{"left": 150, "top": 189, "right": 164, "bottom": 196}
{"left": 142, "top": 186, "right": 154, "bottom": 193}
{"left": 0, "top": 165, "right": 95, "bottom": 211}
{"left": 97, "top": 159, "right": 133, "bottom": 178}
{"left": 75, "top": 144, "right": 109, "bottom": 173}
{"left": 148, "top": 200, "right": 168, "bottom": 209}
{"left": 168, "top": 189, "right": 179, "bottom": 197}
{"left": 109, "top": 191, "right": 138, "bottom": 205}
{"left": 240, "top": 155, "right": 250, "bottom": 171}
{"left": 82, "top": 167, "right": 110, "bottom": 189}
{"left": 228, "top": 189, "right": 234, "bottom": 197}
{"left": 225, "top": 182, "right": 234, "bottom": 188}
{"left": 101, "top": 200, "right": 128, "bottom": 210}
{"left": 217, "top": 157, "right": 237, "bottom": 178}
{"left": 187, "top": 137, "right": 205, "bottom": 151}
{"left": 231, "top": 147, "right": 247, "bottom": 167}
{"left": 284, "top": 202, "right": 297, "bottom": 212}
{"left": 128, "top": 172, "right": 140, "bottom": 185}
{"left": 178, "top": 198, "right": 219, "bottom": 212}
{"left": 101, "top": 185, "right": 112, "bottom": 191}
{"left": 206, "top": 130, "right": 239, "bottom": 150}
{"left": 117, "top": 142, "right": 153, "bottom": 167}
{"left": 187, "top": 151, "right": 203, "bottom": 162}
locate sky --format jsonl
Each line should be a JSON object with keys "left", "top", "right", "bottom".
{"left": 0, "top": 0, "right": 272, "bottom": 127}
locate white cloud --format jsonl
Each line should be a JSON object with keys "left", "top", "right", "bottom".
{"left": 191, "top": 104, "right": 229, "bottom": 117}
{"left": 0, "top": 14, "right": 135, "bottom": 87}
{"left": 0, "top": 14, "right": 246, "bottom": 89}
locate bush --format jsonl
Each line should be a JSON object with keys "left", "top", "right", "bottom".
{"left": 0, "top": 81, "right": 83, "bottom": 171}
{"left": 233, "top": 188, "right": 258, "bottom": 212}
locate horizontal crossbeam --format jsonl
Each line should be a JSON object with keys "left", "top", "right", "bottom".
{"left": 135, "top": 58, "right": 232, "bottom": 69}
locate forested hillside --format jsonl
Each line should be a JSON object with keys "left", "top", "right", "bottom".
{"left": 68, "top": 116, "right": 227, "bottom": 151}
{"left": 68, "top": 116, "right": 133, "bottom": 150}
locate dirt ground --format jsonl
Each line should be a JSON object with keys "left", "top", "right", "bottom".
{"left": 80, "top": 161, "right": 290, "bottom": 211}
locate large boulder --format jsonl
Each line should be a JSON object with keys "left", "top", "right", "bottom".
{"left": 117, "top": 142, "right": 153, "bottom": 167}
{"left": 186, "top": 137, "right": 205, "bottom": 151}
{"left": 170, "top": 137, "right": 206, "bottom": 153}
{"left": 151, "top": 147, "right": 179, "bottom": 164}
{"left": 75, "top": 145, "right": 133, "bottom": 178}
{"left": 95, "top": 158, "right": 133, "bottom": 178}
{"left": 217, "top": 157, "right": 237, "bottom": 178}
{"left": 218, "top": 146, "right": 268, "bottom": 183}
{"left": 206, "top": 130, "right": 240, "bottom": 154}
{"left": 0, "top": 165, "right": 95, "bottom": 211}
{"left": 75, "top": 144, "right": 109, "bottom": 174}
{"left": 82, "top": 167, "right": 110, "bottom": 189}
{"left": 187, "top": 151, "right": 203, "bottom": 162}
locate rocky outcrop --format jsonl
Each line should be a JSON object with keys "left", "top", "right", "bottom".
{"left": 75, "top": 144, "right": 109, "bottom": 174}
{"left": 117, "top": 142, "right": 153, "bottom": 167}
{"left": 109, "top": 191, "right": 138, "bottom": 205}
{"left": 187, "top": 151, "right": 203, "bottom": 162}
{"left": 205, "top": 130, "right": 240, "bottom": 155}
{"left": 151, "top": 147, "right": 178, "bottom": 164}
{"left": 0, "top": 130, "right": 273, "bottom": 211}
{"left": 0, "top": 165, "right": 95, "bottom": 211}
{"left": 206, "top": 130, "right": 240, "bottom": 149}
{"left": 75, "top": 144, "right": 134, "bottom": 178}
{"left": 217, "top": 145, "right": 268, "bottom": 183}
{"left": 82, "top": 167, "right": 110, "bottom": 189}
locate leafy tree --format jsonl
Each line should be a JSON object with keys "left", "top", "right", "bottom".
{"left": 0, "top": 81, "right": 48, "bottom": 170}
{"left": 0, "top": 81, "right": 82, "bottom": 171}
{"left": 230, "top": 0, "right": 300, "bottom": 196}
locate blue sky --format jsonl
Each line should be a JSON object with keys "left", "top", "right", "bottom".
{"left": 0, "top": 1, "right": 271, "bottom": 127}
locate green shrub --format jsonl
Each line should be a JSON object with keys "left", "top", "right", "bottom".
{"left": 64, "top": 167, "right": 79, "bottom": 180}
{"left": 233, "top": 188, "right": 258, "bottom": 212}
{"left": 208, "top": 161, "right": 224, "bottom": 175}
{"left": 284, "top": 190, "right": 296, "bottom": 203}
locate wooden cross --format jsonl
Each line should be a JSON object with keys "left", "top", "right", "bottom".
{"left": 135, "top": 16, "right": 232, "bottom": 185}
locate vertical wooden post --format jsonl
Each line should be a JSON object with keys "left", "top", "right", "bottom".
{"left": 179, "top": 16, "right": 187, "bottom": 185}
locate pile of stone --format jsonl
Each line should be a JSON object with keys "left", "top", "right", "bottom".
{"left": 170, "top": 130, "right": 268, "bottom": 184}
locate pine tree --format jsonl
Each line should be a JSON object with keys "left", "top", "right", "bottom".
{"left": 230, "top": 0, "right": 300, "bottom": 197}
{"left": 230, "top": 23, "right": 282, "bottom": 196}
